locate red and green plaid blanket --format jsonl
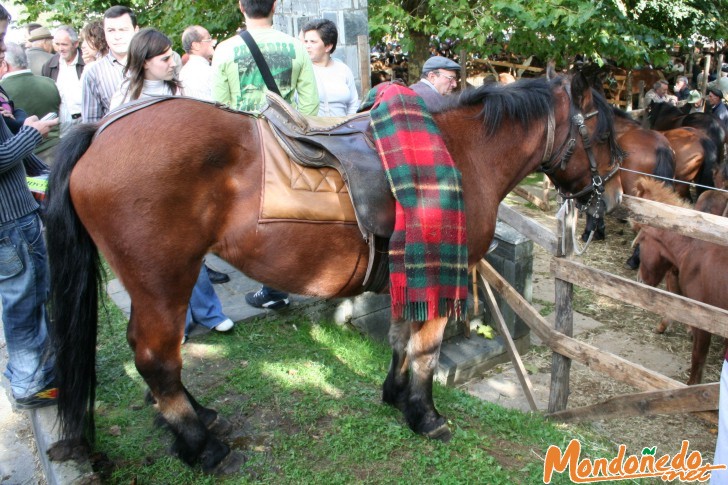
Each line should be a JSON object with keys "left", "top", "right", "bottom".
{"left": 362, "top": 82, "right": 468, "bottom": 321}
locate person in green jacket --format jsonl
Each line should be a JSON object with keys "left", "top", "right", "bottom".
{"left": 211, "top": 0, "right": 318, "bottom": 115}
{"left": 211, "top": 0, "right": 319, "bottom": 310}
{"left": 0, "top": 42, "right": 60, "bottom": 165}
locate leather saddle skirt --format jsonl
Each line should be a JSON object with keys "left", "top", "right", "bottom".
{"left": 259, "top": 92, "right": 395, "bottom": 239}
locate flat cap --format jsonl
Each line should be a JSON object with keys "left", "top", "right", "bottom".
{"left": 28, "top": 27, "right": 53, "bottom": 42}
{"left": 707, "top": 86, "right": 724, "bottom": 100}
{"left": 422, "top": 56, "right": 460, "bottom": 74}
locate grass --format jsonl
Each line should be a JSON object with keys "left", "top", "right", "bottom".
{"left": 90, "top": 289, "right": 655, "bottom": 484}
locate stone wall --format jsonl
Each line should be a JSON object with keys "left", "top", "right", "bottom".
{"left": 273, "top": 0, "right": 369, "bottom": 93}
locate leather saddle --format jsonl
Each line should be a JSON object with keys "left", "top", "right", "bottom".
{"left": 260, "top": 91, "right": 395, "bottom": 239}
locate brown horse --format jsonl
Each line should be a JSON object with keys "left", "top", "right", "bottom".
{"left": 633, "top": 178, "right": 728, "bottom": 385}
{"left": 582, "top": 110, "right": 673, "bottom": 263}
{"left": 45, "top": 75, "right": 623, "bottom": 472}
{"left": 661, "top": 126, "right": 718, "bottom": 200}
{"left": 653, "top": 170, "right": 728, "bottom": 334}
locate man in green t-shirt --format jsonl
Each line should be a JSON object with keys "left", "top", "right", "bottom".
{"left": 212, "top": 0, "right": 319, "bottom": 310}
{"left": 212, "top": 0, "right": 319, "bottom": 115}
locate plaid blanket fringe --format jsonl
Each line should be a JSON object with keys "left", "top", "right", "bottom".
{"left": 363, "top": 82, "right": 468, "bottom": 321}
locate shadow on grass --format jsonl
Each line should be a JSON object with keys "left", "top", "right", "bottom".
{"left": 92, "top": 297, "right": 616, "bottom": 484}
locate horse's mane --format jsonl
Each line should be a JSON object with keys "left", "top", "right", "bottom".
{"left": 647, "top": 100, "right": 682, "bottom": 121}
{"left": 611, "top": 106, "right": 640, "bottom": 126}
{"left": 634, "top": 177, "right": 692, "bottom": 209}
{"left": 436, "top": 77, "right": 555, "bottom": 137}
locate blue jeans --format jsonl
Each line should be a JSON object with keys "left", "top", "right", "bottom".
{"left": 184, "top": 266, "right": 226, "bottom": 336}
{"left": 0, "top": 212, "right": 54, "bottom": 399}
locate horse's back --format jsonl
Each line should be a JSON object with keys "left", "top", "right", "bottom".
{"left": 69, "top": 100, "right": 262, "bottom": 269}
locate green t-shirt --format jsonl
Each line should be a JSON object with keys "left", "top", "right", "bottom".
{"left": 211, "top": 27, "right": 319, "bottom": 115}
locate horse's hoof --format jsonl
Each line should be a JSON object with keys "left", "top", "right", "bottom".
{"left": 425, "top": 422, "right": 452, "bottom": 442}
{"left": 208, "top": 416, "right": 232, "bottom": 437}
{"left": 213, "top": 450, "right": 246, "bottom": 476}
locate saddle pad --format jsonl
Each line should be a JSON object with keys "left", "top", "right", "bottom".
{"left": 258, "top": 119, "right": 357, "bottom": 224}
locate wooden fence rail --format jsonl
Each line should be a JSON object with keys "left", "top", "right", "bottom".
{"left": 482, "top": 196, "right": 727, "bottom": 422}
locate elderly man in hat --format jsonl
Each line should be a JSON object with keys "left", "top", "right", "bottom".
{"left": 409, "top": 55, "right": 460, "bottom": 110}
{"left": 26, "top": 27, "right": 54, "bottom": 75}
{"left": 707, "top": 86, "right": 728, "bottom": 128}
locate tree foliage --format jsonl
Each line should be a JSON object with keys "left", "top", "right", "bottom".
{"left": 15, "top": 0, "right": 242, "bottom": 51}
{"left": 15, "top": 0, "right": 728, "bottom": 67}
{"left": 368, "top": 0, "right": 728, "bottom": 69}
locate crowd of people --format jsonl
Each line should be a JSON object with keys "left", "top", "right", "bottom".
{"left": 0, "top": 0, "right": 363, "bottom": 412}
{"left": 642, "top": 71, "right": 728, "bottom": 128}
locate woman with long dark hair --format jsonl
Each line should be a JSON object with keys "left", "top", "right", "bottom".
{"left": 110, "top": 28, "right": 181, "bottom": 108}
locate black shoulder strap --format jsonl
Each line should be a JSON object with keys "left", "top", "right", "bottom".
{"left": 239, "top": 30, "right": 281, "bottom": 96}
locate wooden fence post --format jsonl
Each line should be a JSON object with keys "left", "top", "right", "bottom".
{"left": 625, "top": 72, "right": 633, "bottom": 111}
{"left": 357, "top": 35, "right": 370, "bottom": 97}
{"left": 549, "top": 202, "right": 576, "bottom": 413}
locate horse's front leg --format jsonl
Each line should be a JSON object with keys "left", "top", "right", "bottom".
{"left": 388, "top": 317, "right": 450, "bottom": 441}
{"left": 383, "top": 320, "right": 411, "bottom": 410}
{"left": 127, "top": 300, "right": 231, "bottom": 472}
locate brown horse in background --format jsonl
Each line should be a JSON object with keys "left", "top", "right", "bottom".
{"left": 44, "top": 75, "right": 623, "bottom": 472}
{"left": 654, "top": 164, "right": 728, "bottom": 334}
{"left": 633, "top": 178, "right": 728, "bottom": 385}
{"left": 661, "top": 126, "right": 718, "bottom": 200}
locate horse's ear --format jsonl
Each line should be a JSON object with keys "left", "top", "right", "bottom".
{"left": 570, "top": 69, "right": 593, "bottom": 110}
{"left": 633, "top": 177, "right": 647, "bottom": 198}
{"left": 546, "top": 60, "right": 557, "bottom": 81}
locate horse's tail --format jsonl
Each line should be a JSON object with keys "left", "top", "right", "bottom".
{"left": 45, "top": 123, "right": 102, "bottom": 444}
{"left": 696, "top": 137, "right": 718, "bottom": 195}
{"left": 652, "top": 145, "right": 676, "bottom": 188}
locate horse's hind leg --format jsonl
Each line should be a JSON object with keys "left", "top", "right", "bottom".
{"left": 127, "top": 301, "right": 230, "bottom": 471}
{"left": 384, "top": 317, "right": 450, "bottom": 441}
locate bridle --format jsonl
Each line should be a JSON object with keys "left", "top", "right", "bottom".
{"left": 539, "top": 90, "right": 621, "bottom": 214}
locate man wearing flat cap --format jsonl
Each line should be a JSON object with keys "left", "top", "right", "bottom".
{"left": 707, "top": 86, "right": 728, "bottom": 129}
{"left": 409, "top": 55, "right": 460, "bottom": 110}
{"left": 26, "top": 27, "right": 54, "bottom": 75}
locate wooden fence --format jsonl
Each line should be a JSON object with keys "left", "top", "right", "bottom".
{"left": 475, "top": 196, "right": 728, "bottom": 422}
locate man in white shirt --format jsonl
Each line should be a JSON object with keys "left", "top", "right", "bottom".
{"left": 179, "top": 25, "right": 216, "bottom": 101}
{"left": 41, "top": 26, "right": 85, "bottom": 136}
{"left": 81, "top": 5, "right": 138, "bottom": 122}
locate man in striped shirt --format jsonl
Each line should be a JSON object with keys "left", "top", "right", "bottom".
{"left": 0, "top": 4, "right": 61, "bottom": 410}
{"left": 81, "top": 5, "right": 138, "bottom": 123}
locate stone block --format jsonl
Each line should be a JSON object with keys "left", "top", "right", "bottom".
{"left": 343, "top": 11, "right": 368, "bottom": 44}
{"left": 482, "top": 221, "right": 533, "bottom": 340}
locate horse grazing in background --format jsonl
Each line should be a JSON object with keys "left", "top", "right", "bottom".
{"left": 633, "top": 178, "right": 728, "bottom": 385}
{"left": 44, "top": 74, "right": 623, "bottom": 472}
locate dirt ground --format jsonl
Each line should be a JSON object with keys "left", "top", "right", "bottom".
{"left": 464, "top": 192, "right": 722, "bottom": 463}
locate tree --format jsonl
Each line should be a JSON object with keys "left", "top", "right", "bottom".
{"left": 15, "top": 0, "right": 242, "bottom": 51}
{"left": 368, "top": 0, "right": 728, "bottom": 75}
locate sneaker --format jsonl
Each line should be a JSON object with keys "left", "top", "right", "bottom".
{"left": 245, "top": 287, "right": 290, "bottom": 310}
{"left": 214, "top": 318, "right": 234, "bottom": 332}
{"left": 15, "top": 382, "right": 58, "bottom": 410}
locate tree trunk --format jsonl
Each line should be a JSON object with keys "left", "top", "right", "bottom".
{"left": 407, "top": 31, "right": 430, "bottom": 86}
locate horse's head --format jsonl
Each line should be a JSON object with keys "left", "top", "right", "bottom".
{"left": 633, "top": 229, "right": 673, "bottom": 287}
{"left": 543, "top": 72, "right": 624, "bottom": 218}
